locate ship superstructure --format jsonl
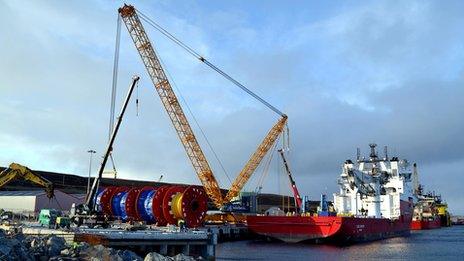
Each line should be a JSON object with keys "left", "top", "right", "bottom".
{"left": 333, "top": 144, "right": 415, "bottom": 219}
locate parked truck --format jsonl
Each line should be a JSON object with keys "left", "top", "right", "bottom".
{"left": 38, "top": 209, "right": 70, "bottom": 229}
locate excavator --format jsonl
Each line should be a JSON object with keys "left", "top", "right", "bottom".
{"left": 0, "top": 163, "right": 54, "bottom": 199}
{"left": 0, "top": 163, "right": 72, "bottom": 228}
{"left": 118, "top": 5, "right": 287, "bottom": 215}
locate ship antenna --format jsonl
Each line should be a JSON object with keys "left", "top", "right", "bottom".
{"left": 356, "top": 147, "right": 361, "bottom": 162}
{"left": 369, "top": 143, "right": 377, "bottom": 161}
{"left": 384, "top": 146, "right": 388, "bottom": 160}
{"left": 412, "top": 163, "right": 419, "bottom": 194}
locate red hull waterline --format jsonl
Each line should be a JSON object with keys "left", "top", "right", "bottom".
{"left": 247, "top": 200, "right": 413, "bottom": 244}
{"left": 410, "top": 218, "right": 441, "bottom": 230}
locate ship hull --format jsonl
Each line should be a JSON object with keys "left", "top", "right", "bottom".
{"left": 247, "top": 200, "right": 413, "bottom": 244}
{"left": 410, "top": 218, "right": 441, "bottom": 230}
{"left": 439, "top": 214, "right": 451, "bottom": 227}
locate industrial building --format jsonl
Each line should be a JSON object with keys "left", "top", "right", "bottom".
{"left": 0, "top": 189, "right": 83, "bottom": 214}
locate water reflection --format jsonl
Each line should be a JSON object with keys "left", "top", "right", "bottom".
{"left": 216, "top": 226, "right": 464, "bottom": 260}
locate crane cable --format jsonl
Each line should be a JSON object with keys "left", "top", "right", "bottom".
{"left": 254, "top": 136, "right": 280, "bottom": 193}
{"left": 107, "top": 13, "right": 122, "bottom": 176}
{"left": 109, "top": 14, "right": 121, "bottom": 140}
{"left": 135, "top": 9, "right": 286, "bottom": 118}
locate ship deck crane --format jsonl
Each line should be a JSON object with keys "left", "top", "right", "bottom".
{"left": 0, "top": 163, "right": 54, "bottom": 199}
{"left": 343, "top": 162, "right": 377, "bottom": 196}
{"left": 278, "top": 149, "right": 302, "bottom": 212}
{"left": 118, "top": 4, "right": 287, "bottom": 209}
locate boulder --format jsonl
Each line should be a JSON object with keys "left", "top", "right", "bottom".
{"left": 80, "top": 244, "right": 122, "bottom": 261}
{"left": 46, "top": 236, "right": 66, "bottom": 256}
{"left": 0, "top": 236, "right": 33, "bottom": 261}
{"left": 0, "top": 244, "right": 11, "bottom": 258}
{"left": 144, "top": 252, "right": 173, "bottom": 261}
{"left": 30, "top": 236, "right": 46, "bottom": 249}
{"left": 61, "top": 248, "right": 71, "bottom": 256}
{"left": 120, "top": 249, "right": 142, "bottom": 261}
{"left": 173, "top": 254, "right": 196, "bottom": 261}
{"left": 49, "top": 257, "right": 79, "bottom": 261}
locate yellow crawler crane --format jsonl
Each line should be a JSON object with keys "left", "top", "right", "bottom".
{"left": 0, "top": 163, "right": 54, "bottom": 199}
{"left": 118, "top": 4, "right": 287, "bottom": 209}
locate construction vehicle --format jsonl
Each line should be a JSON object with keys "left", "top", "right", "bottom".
{"left": 71, "top": 76, "right": 140, "bottom": 226}
{"left": 0, "top": 163, "right": 54, "bottom": 199}
{"left": 118, "top": 4, "right": 287, "bottom": 213}
{"left": 278, "top": 149, "right": 302, "bottom": 213}
{"left": 38, "top": 209, "right": 70, "bottom": 229}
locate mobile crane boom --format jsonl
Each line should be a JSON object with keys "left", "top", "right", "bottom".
{"left": 85, "top": 76, "right": 140, "bottom": 212}
{"left": 0, "top": 163, "right": 54, "bottom": 199}
{"left": 278, "top": 149, "right": 302, "bottom": 211}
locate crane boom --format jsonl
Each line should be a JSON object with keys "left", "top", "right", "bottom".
{"left": 224, "top": 116, "right": 287, "bottom": 203}
{"left": 119, "top": 5, "right": 223, "bottom": 207}
{"left": 278, "top": 149, "right": 302, "bottom": 211}
{"left": 85, "top": 76, "right": 140, "bottom": 210}
{"left": 0, "top": 163, "right": 54, "bottom": 198}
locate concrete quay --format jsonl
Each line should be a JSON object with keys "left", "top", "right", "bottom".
{"left": 22, "top": 226, "right": 217, "bottom": 260}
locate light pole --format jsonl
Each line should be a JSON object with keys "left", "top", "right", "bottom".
{"left": 87, "top": 149, "right": 96, "bottom": 194}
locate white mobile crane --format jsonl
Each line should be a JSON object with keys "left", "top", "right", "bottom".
{"left": 71, "top": 76, "right": 140, "bottom": 226}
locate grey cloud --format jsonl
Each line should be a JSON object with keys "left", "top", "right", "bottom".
{"left": 0, "top": 1, "right": 463, "bottom": 215}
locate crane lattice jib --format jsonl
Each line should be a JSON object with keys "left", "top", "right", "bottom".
{"left": 224, "top": 116, "right": 288, "bottom": 203}
{"left": 118, "top": 5, "right": 224, "bottom": 207}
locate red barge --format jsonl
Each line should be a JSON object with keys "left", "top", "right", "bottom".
{"left": 248, "top": 200, "right": 413, "bottom": 243}
{"left": 247, "top": 144, "right": 416, "bottom": 243}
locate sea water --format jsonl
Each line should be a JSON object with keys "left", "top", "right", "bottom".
{"left": 217, "top": 225, "right": 464, "bottom": 260}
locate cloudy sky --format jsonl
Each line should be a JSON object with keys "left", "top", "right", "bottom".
{"left": 1, "top": 1, "right": 463, "bottom": 214}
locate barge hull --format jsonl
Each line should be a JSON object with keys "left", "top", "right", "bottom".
{"left": 247, "top": 200, "right": 413, "bottom": 244}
